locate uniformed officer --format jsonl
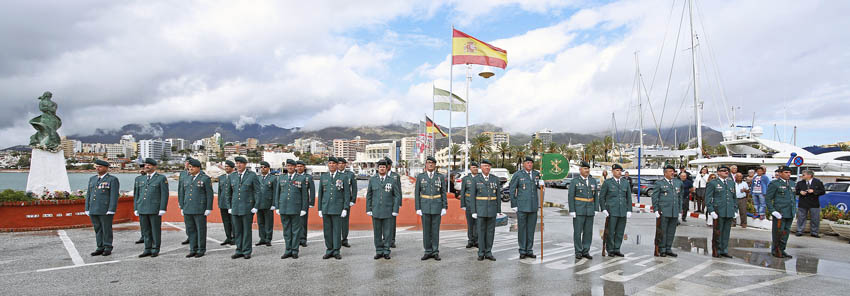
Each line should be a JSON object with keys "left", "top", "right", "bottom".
{"left": 296, "top": 160, "right": 316, "bottom": 247}
{"left": 180, "top": 158, "right": 214, "bottom": 258}
{"left": 599, "top": 164, "right": 633, "bottom": 257}
{"left": 568, "top": 161, "right": 599, "bottom": 259}
{"left": 415, "top": 156, "right": 447, "bottom": 261}
{"left": 227, "top": 156, "right": 260, "bottom": 259}
{"left": 135, "top": 164, "right": 146, "bottom": 245}
{"left": 459, "top": 161, "right": 480, "bottom": 249}
{"left": 471, "top": 159, "right": 501, "bottom": 261}
{"left": 651, "top": 165, "right": 683, "bottom": 257}
{"left": 767, "top": 166, "right": 796, "bottom": 258}
{"left": 85, "top": 159, "right": 120, "bottom": 256}
{"left": 318, "top": 157, "right": 351, "bottom": 259}
{"left": 274, "top": 159, "right": 309, "bottom": 259}
{"left": 385, "top": 156, "right": 402, "bottom": 249}
{"left": 179, "top": 158, "right": 192, "bottom": 245}
{"left": 218, "top": 160, "right": 236, "bottom": 246}
{"left": 338, "top": 157, "right": 357, "bottom": 248}
{"left": 366, "top": 159, "right": 401, "bottom": 260}
{"left": 133, "top": 158, "right": 169, "bottom": 258}
{"left": 255, "top": 161, "right": 277, "bottom": 247}
{"left": 509, "top": 156, "right": 544, "bottom": 259}
{"left": 705, "top": 165, "right": 737, "bottom": 258}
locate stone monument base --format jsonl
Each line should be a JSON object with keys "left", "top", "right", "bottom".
{"left": 26, "top": 148, "right": 71, "bottom": 196}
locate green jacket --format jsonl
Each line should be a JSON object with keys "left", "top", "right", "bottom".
{"left": 134, "top": 172, "right": 169, "bottom": 215}
{"left": 470, "top": 174, "right": 501, "bottom": 217}
{"left": 256, "top": 173, "right": 277, "bottom": 210}
{"left": 180, "top": 172, "right": 214, "bottom": 215}
{"left": 85, "top": 173, "right": 120, "bottom": 215}
{"left": 389, "top": 171, "right": 402, "bottom": 206}
{"left": 343, "top": 170, "right": 358, "bottom": 205}
{"left": 318, "top": 171, "right": 350, "bottom": 215}
{"left": 651, "top": 178, "right": 683, "bottom": 217}
{"left": 766, "top": 178, "right": 796, "bottom": 219}
{"left": 509, "top": 169, "right": 542, "bottom": 213}
{"left": 274, "top": 173, "right": 310, "bottom": 215}
{"left": 228, "top": 170, "right": 261, "bottom": 215}
{"left": 303, "top": 173, "right": 316, "bottom": 207}
{"left": 568, "top": 176, "right": 599, "bottom": 216}
{"left": 366, "top": 174, "right": 401, "bottom": 219}
{"left": 705, "top": 178, "right": 738, "bottom": 218}
{"left": 599, "top": 177, "right": 632, "bottom": 217}
{"left": 217, "top": 174, "right": 231, "bottom": 209}
{"left": 415, "top": 171, "right": 447, "bottom": 214}
{"left": 459, "top": 173, "right": 478, "bottom": 209}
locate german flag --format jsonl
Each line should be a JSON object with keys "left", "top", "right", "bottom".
{"left": 452, "top": 28, "right": 507, "bottom": 69}
{"left": 425, "top": 116, "right": 447, "bottom": 137}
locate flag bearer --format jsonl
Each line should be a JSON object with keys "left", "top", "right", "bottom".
{"left": 568, "top": 161, "right": 599, "bottom": 259}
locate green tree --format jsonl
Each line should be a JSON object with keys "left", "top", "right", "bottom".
{"left": 547, "top": 142, "right": 558, "bottom": 153}
{"left": 471, "top": 135, "right": 492, "bottom": 162}
{"left": 530, "top": 138, "right": 543, "bottom": 159}
{"left": 497, "top": 142, "right": 510, "bottom": 168}
{"left": 449, "top": 144, "right": 462, "bottom": 171}
{"left": 512, "top": 145, "right": 528, "bottom": 169}
{"left": 603, "top": 136, "right": 614, "bottom": 162}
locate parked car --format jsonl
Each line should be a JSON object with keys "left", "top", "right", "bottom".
{"left": 453, "top": 168, "right": 510, "bottom": 196}
{"left": 825, "top": 182, "right": 850, "bottom": 193}
{"left": 631, "top": 178, "right": 660, "bottom": 197}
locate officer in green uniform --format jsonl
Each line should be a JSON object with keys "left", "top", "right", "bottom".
{"left": 135, "top": 164, "right": 146, "bottom": 245}
{"left": 385, "top": 156, "right": 402, "bottom": 249}
{"left": 568, "top": 161, "right": 599, "bottom": 259}
{"left": 318, "top": 157, "right": 351, "bottom": 259}
{"left": 415, "top": 156, "right": 447, "bottom": 261}
{"left": 338, "top": 157, "right": 357, "bottom": 248}
{"left": 255, "top": 161, "right": 277, "bottom": 247}
{"left": 180, "top": 159, "right": 214, "bottom": 258}
{"left": 510, "top": 156, "right": 544, "bottom": 259}
{"left": 366, "top": 159, "right": 401, "bottom": 260}
{"left": 178, "top": 158, "right": 192, "bottom": 245}
{"left": 274, "top": 159, "right": 309, "bottom": 259}
{"left": 296, "top": 160, "right": 315, "bottom": 247}
{"left": 133, "top": 158, "right": 169, "bottom": 258}
{"left": 471, "top": 159, "right": 501, "bottom": 261}
{"left": 459, "top": 161, "right": 479, "bottom": 249}
{"left": 85, "top": 159, "right": 120, "bottom": 256}
{"left": 227, "top": 156, "right": 260, "bottom": 259}
{"left": 218, "top": 160, "right": 235, "bottom": 245}
{"left": 651, "top": 165, "right": 683, "bottom": 257}
{"left": 705, "top": 165, "right": 737, "bottom": 258}
{"left": 767, "top": 166, "right": 796, "bottom": 258}
{"left": 599, "top": 164, "right": 633, "bottom": 257}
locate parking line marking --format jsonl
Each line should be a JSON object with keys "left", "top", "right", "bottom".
{"left": 163, "top": 221, "right": 223, "bottom": 244}
{"left": 57, "top": 230, "right": 84, "bottom": 266}
{"left": 37, "top": 260, "right": 120, "bottom": 272}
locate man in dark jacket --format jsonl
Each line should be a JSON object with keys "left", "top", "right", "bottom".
{"left": 795, "top": 170, "right": 825, "bottom": 238}
{"left": 679, "top": 172, "right": 693, "bottom": 222}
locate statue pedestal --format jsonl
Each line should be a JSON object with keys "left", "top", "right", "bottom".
{"left": 26, "top": 148, "right": 71, "bottom": 195}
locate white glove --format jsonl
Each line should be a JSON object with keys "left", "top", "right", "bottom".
{"left": 250, "top": 208, "right": 257, "bottom": 214}
{"left": 158, "top": 210, "right": 165, "bottom": 216}
{"left": 228, "top": 209, "right": 232, "bottom": 214}
{"left": 270, "top": 206, "right": 276, "bottom": 211}
{"left": 366, "top": 211, "right": 373, "bottom": 216}
{"left": 655, "top": 211, "right": 661, "bottom": 218}
{"left": 772, "top": 211, "right": 782, "bottom": 219}
{"left": 626, "top": 212, "right": 632, "bottom": 218}
{"left": 416, "top": 210, "right": 423, "bottom": 216}
{"left": 461, "top": 207, "right": 466, "bottom": 211}
{"left": 300, "top": 210, "right": 306, "bottom": 216}
{"left": 85, "top": 211, "right": 90, "bottom": 216}
{"left": 275, "top": 209, "right": 280, "bottom": 215}
{"left": 350, "top": 202, "right": 355, "bottom": 206}
{"left": 134, "top": 211, "right": 139, "bottom": 216}
{"left": 392, "top": 212, "right": 398, "bottom": 217}
{"left": 734, "top": 212, "right": 739, "bottom": 219}
{"left": 318, "top": 211, "right": 323, "bottom": 218}
{"left": 106, "top": 211, "right": 115, "bottom": 215}
{"left": 180, "top": 209, "right": 184, "bottom": 216}
{"left": 711, "top": 212, "right": 718, "bottom": 219}
{"left": 309, "top": 205, "right": 314, "bottom": 208}
{"left": 472, "top": 213, "right": 478, "bottom": 219}
{"left": 341, "top": 210, "right": 347, "bottom": 217}
{"left": 440, "top": 209, "right": 446, "bottom": 216}
{"left": 512, "top": 207, "right": 518, "bottom": 212}
{"left": 678, "top": 213, "right": 682, "bottom": 219}
{"left": 602, "top": 210, "right": 609, "bottom": 217}
{"left": 204, "top": 210, "right": 211, "bottom": 216}
{"left": 539, "top": 180, "right": 545, "bottom": 186}
{"left": 570, "top": 212, "right": 577, "bottom": 218}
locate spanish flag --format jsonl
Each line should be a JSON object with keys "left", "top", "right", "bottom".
{"left": 425, "top": 115, "right": 447, "bottom": 137}
{"left": 452, "top": 28, "right": 507, "bottom": 69}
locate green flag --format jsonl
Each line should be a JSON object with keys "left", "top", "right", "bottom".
{"left": 541, "top": 153, "right": 569, "bottom": 180}
{"left": 433, "top": 87, "right": 466, "bottom": 112}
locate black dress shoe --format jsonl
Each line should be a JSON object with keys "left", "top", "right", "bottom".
{"left": 421, "top": 254, "right": 431, "bottom": 260}
{"left": 323, "top": 254, "right": 332, "bottom": 259}
{"left": 520, "top": 254, "right": 527, "bottom": 259}
{"left": 91, "top": 250, "right": 104, "bottom": 256}
{"left": 255, "top": 242, "right": 264, "bottom": 246}
{"left": 473, "top": 243, "right": 479, "bottom": 248}
{"left": 576, "top": 255, "right": 584, "bottom": 259}
{"left": 300, "top": 241, "right": 308, "bottom": 247}
{"left": 811, "top": 234, "right": 820, "bottom": 238}
{"left": 139, "top": 252, "right": 151, "bottom": 258}
{"left": 220, "top": 241, "right": 229, "bottom": 246}
{"left": 666, "top": 252, "right": 677, "bottom": 257}
{"left": 148, "top": 253, "right": 156, "bottom": 257}
{"left": 608, "top": 252, "right": 616, "bottom": 257}
{"left": 526, "top": 253, "right": 536, "bottom": 258}
{"left": 391, "top": 243, "right": 397, "bottom": 248}
{"left": 244, "top": 255, "right": 251, "bottom": 259}
{"left": 466, "top": 242, "right": 474, "bottom": 248}
{"left": 478, "top": 256, "right": 485, "bottom": 261}
{"left": 720, "top": 254, "right": 733, "bottom": 258}
{"left": 615, "top": 252, "right": 625, "bottom": 257}
{"left": 486, "top": 255, "right": 496, "bottom": 261}
{"left": 102, "top": 251, "right": 112, "bottom": 256}
{"left": 433, "top": 254, "right": 441, "bottom": 261}
{"left": 186, "top": 253, "right": 197, "bottom": 258}
{"left": 660, "top": 253, "right": 667, "bottom": 257}
{"left": 334, "top": 254, "right": 341, "bottom": 260}
{"left": 782, "top": 253, "right": 793, "bottom": 259}
{"left": 135, "top": 238, "right": 144, "bottom": 244}
{"left": 374, "top": 254, "right": 383, "bottom": 260}
{"left": 282, "top": 254, "right": 292, "bottom": 259}
{"left": 182, "top": 239, "right": 190, "bottom": 245}
{"left": 795, "top": 233, "right": 803, "bottom": 237}
{"left": 384, "top": 254, "right": 391, "bottom": 260}
{"left": 292, "top": 254, "right": 299, "bottom": 259}
{"left": 342, "top": 242, "right": 351, "bottom": 248}
{"left": 583, "top": 254, "right": 593, "bottom": 260}
{"left": 712, "top": 254, "right": 720, "bottom": 258}
{"left": 194, "top": 253, "right": 204, "bottom": 258}
{"left": 231, "top": 254, "right": 243, "bottom": 259}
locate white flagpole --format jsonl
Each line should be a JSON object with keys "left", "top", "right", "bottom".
{"left": 465, "top": 63, "right": 470, "bottom": 169}
{"left": 448, "top": 26, "right": 454, "bottom": 173}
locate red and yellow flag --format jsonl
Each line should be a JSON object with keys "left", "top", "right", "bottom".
{"left": 425, "top": 116, "right": 447, "bottom": 137}
{"left": 452, "top": 28, "right": 507, "bottom": 69}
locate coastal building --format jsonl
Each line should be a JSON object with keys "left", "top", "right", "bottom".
{"left": 333, "top": 136, "right": 369, "bottom": 161}
{"left": 481, "top": 131, "right": 510, "bottom": 150}
{"left": 166, "top": 138, "right": 188, "bottom": 151}
{"left": 105, "top": 143, "right": 129, "bottom": 159}
{"left": 435, "top": 144, "right": 470, "bottom": 170}
{"left": 245, "top": 138, "right": 259, "bottom": 150}
{"left": 60, "top": 137, "right": 82, "bottom": 158}
{"left": 139, "top": 139, "right": 172, "bottom": 161}
{"left": 353, "top": 141, "right": 398, "bottom": 172}
{"left": 533, "top": 129, "right": 553, "bottom": 148}
{"left": 400, "top": 137, "right": 416, "bottom": 162}
{"left": 223, "top": 144, "right": 247, "bottom": 157}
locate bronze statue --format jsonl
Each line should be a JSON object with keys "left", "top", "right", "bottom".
{"left": 29, "top": 91, "right": 62, "bottom": 152}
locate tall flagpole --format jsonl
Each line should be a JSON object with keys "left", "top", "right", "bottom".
{"left": 464, "top": 64, "right": 470, "bottom": 169}
{"left": 448, "top": 26, "right": 454, "bottom": 172}
{"left": 431, "top": 83, "right": 436, "bottom": 160}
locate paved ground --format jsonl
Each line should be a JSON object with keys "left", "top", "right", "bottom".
{"left": 2, "top": 188, "right": 848, "bottom": 295}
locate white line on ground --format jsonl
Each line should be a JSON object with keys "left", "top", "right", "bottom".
{"left": 36, "top": 260, "right": 120, "bottom": 272}
{"left": 57, "top": 230, "right": 85, "bottom": 266}
{"left": 163, "top": 221, "right": 223, "bottom": 244}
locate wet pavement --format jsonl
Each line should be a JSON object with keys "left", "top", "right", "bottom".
{"left": 1, "top": 187, "right": 848, "bottom": 295}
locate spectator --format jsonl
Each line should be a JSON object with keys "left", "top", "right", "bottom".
{"left": 706, "top": 173, "right": 717, "bottom": 226}
{"left": 694, "top": 167, "right": 710, "bottom": 213}
{"left": 796, "top": 170, "right": 825, "bottom": 238}
{"left": 729, "top": 165, "right": 739, "bottom": 176}
{"left": 601, "top": 170, "right": 608, "bottom": 183}
{"left": 751, "top": 167, "right": 770, "bottom": 220}
{"left": 734, "top": 172, "right": 749, "bottom": 228}
{"left": 679, "top": 172, "right": 693, "bottom": 222}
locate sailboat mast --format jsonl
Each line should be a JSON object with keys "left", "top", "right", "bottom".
{"left": 689, "top": 0, "right": 703, "bottom": 158}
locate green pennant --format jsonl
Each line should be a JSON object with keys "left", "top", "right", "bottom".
{"left": 541, "top": 153, "right": 569, "bottom": 180}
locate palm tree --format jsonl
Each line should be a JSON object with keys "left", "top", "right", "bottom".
{"left": 840, "top": 143, "right": 850, "bottom": 151}
{"left": 563, "top": 147, "right": 578, "bottom": 162}
{"left": 547, "top": 142, "right": 558, "bottom": 153}
{"left": 497, "top": 142, "right": 510, "bottom": 168}
{"left": 512, "top": 145, "right": 528, "bottom": 169}
{"left": 449, "top": 144, "right": 462, "bottom": 171}
{"left": 531, "top": 138, "right": 543, "bottom": 159}
{"left": 471, "top": 135, "right": 492, "bottom": 162}
{"left": 603, "top": 136, "right": 614, "bottom": 162}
